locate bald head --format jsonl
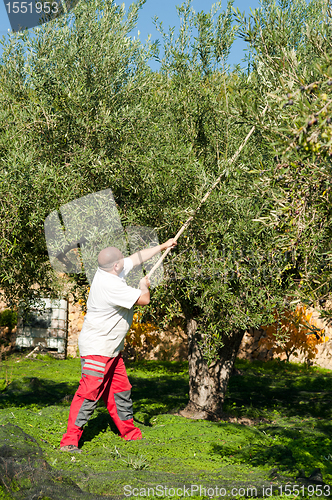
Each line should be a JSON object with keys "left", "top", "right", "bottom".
{"left": 98, "top": 247, "right": 124, "bottom": 273}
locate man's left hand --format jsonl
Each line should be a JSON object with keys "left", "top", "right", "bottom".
{"left": 162, "top": 238, "right": 177, "bottom": 251}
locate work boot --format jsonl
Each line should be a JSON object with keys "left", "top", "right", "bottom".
{"left": 60, "top": 444, "right": 82, "bottom": 453}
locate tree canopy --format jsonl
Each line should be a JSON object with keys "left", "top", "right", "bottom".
{"left": 1, "top": 0, "right": 296, "bottom": 338}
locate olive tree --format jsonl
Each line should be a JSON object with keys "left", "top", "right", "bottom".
{"left": 0, "top": 0, "right": 301, "bottom": 418}
{"left": 124, "top": 1, "right": 297, "bottom": 418}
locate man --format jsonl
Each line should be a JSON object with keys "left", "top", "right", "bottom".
{"left": 60, "top": 238, "right": 177, "bottom": 451}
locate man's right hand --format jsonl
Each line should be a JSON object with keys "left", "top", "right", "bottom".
{"left": 136, "top": 276, "right": 151, "bottom": 305}
{"left": 139, "top": 276, "right": 151, "bottom": 289}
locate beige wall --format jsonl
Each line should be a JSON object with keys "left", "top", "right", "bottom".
{"left": 67, "top": 300, "right": 85, "bottom": 358}
{"left": 1, "top": 293, "right": 332, "bottom": 368}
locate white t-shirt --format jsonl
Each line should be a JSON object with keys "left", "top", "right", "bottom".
{"left": 78, "top": 258, "right": 141, "bottom": 357}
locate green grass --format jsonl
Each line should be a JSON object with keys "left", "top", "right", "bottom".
{"left": 0, "top": 354, "right": 332, "bottom": 498}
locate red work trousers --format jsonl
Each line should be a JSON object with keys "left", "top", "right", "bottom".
{"left": 60, "top": 354, "right": 142, "bottom": 447}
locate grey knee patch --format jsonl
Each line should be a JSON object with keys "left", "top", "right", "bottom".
{"left": 75, "top": 398, "right": 98, "bottom": 428}
{"left": 114, "top": 390, "right": 133, "bottom": 421}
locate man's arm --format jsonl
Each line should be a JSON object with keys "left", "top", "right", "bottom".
{"left": 129, "top": 238, "right": 177, "bottom": 268}
{"left": 135, "top": 276, "right": 151, "bottom": 305}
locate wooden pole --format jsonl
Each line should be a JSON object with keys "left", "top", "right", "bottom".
{"left": 147, "top": 105, "right": 268, "bottom": 279}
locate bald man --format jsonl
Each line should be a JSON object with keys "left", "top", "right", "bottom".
{"left": 60, "top": 238, "right": 176, "bottom": 451}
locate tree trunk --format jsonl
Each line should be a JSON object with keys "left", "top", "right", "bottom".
{"left": 180, "top": 317, "right": 245, "bottom": 421}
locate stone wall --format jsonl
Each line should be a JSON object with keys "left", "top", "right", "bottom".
{"left": 1, "top": 294, "right": 332, "bottom": 368}
{"left": 142, "top": 326, "right": 188, "bottom": 361}
{"left": 67, "top": 301, "right": 85, "bottom": 358}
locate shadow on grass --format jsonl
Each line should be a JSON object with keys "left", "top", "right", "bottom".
{"left": 126, "top": 360, "right": 189, "bottom": 375}
{"left": 0, "top": 376, "right": 78, "bottom": 407}
{"left": 1, "top": 358, "right": 331, "bottom": 424}
{"left": 212, "top": 360, "right": 332, "bottom": 476}
{"left": 0, "top": 363, "right": 189, "bottom": 444}
{"left": 0, "top": 360, "right": 188, "bottom": 411}
{"left": 211, "top": 420, "right": 332, "bottom": 478}
{"left": 79, "top": 407, "right": 121, "bottom": 444}
{"left": 225, "top": 359, "right": 332, "bottom": 420}
{"left": 130, "top": 375, "right": 189, "bottom": 422}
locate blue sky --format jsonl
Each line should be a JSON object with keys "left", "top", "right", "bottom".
{"left": 0, "top": 0, "right": 260, "bottom": 68}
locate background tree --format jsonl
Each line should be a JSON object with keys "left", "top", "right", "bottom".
{"left": 0, "top": 0, "right": 154, "bottom": 307}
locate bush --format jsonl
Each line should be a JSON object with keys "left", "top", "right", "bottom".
{"left": 259, "top": 306, "right": 328, "bottom": 363}
{"left": 0, "top": 310, "right": 17, "bottom": 332}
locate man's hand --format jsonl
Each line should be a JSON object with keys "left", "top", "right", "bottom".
{"left": 161, "top": 238, "right": 177, "bottom": 251}
{"left": 135, "top": 276, "right": 151, "bottom": 305}
{"left": 139, "top": 276, "right": 151, "bottom": 289}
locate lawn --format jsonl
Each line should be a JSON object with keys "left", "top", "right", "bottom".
{"left": 0, "top": 353, "right": 331, "bottom": 499}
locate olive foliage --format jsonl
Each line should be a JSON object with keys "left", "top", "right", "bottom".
{"left": 235, "top": 0, "right": 332, "bottom": 323}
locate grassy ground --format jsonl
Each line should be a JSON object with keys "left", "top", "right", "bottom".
{"left": 0, "top": 353, "right": 332, "bottom": 499}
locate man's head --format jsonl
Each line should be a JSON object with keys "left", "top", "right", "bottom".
{"left": 98, "top": 247, "right": 124, "bottom": 275}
